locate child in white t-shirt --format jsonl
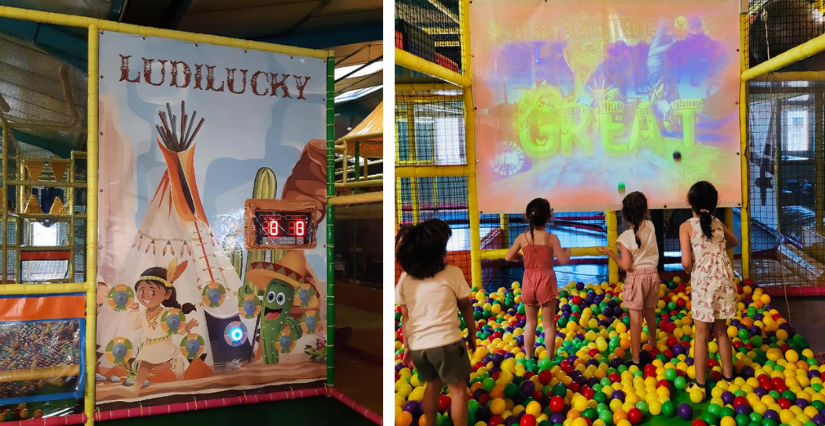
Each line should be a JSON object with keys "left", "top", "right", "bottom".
{"left": 395, "top": 219, "right": 477, "bottom": 426}
{"left": 598, "top": 191, "right": 660, "bottom": 367}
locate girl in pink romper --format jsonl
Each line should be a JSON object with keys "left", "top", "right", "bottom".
{"left": 505, "top": 198, "right": 571, "bottom": 360}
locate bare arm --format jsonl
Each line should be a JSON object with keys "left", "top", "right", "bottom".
{"left": 551, "top": 234, "right": 572, "bottom": 265}
{"left": 679, "top": 222, "right": 693, "bottom": 272}
{"left": 504, "top": 234, "right": 523, "bottom": 262}
{"left": 721, "top": 223, "right": 739, "bottom": 249}
{"left": 457, "top": 297, "right": 477, "bottom": 351}
{"left": 400, "top": 305, "right": 412, "bottom": 366}
{"left": 597, "top": 243, "right": 632, "bottom": 271}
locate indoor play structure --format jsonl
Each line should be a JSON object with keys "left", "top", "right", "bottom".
{"left": 395, "top": 0, "right": 825, "bottom": 425}
{"left": 0, "top": 5, "right": 380, "bottom": 426}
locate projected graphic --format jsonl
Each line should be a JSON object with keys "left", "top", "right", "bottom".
{"left": 470, "top": 0, "right": 742, "bottom": 212}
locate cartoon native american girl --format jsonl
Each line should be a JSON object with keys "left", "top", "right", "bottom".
{"left": 127, "top": 259, "right": 198, "bottom": 390}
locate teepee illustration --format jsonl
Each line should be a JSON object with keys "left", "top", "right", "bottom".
{"left": 99, "top": 102, "right": 253, "bottom": 371}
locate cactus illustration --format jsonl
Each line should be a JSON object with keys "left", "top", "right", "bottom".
{"left": 244, "top": 168, "right": 280, "bottom": 295}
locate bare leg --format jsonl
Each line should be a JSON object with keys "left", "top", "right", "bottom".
{"left": 643, "top": 307, "right": 657, "bottom": 348}
{"left": 448, "top": 382, "right": 468, "bottom": 426}
{"left": 713, "top": 319, "right": 734, "bottom": 379}
{"left": 629, "top": 309, "right": 642, "bottom": 363}
{"left": 540, "top": 299, "right": 557, "bottom": 360}
{"left": 693, "top": 320, "right": 711, "bottom": 385}
{"left": 423, "top": 377, "right": 443, "bottom": 426}
{"left": 134, "top": 363, "right": 152, "bottom": 390}
{"left": 524, "top": 304, "right": 538, "bottom": 360}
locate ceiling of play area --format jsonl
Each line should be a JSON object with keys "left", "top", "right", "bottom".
{"left": 0, "top": 0, "right": 382, "bottom": 156}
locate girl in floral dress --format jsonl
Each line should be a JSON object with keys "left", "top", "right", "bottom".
{"left": 679, "top": 181, "right": 739, "bottom": 401}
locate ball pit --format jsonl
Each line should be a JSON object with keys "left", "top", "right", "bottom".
{"left": 395, "top": 277, "right": 824, "bottom": 426}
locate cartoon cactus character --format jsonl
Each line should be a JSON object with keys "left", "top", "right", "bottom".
{"left": 245, "top": 251, "right": 318, "bottom": 365}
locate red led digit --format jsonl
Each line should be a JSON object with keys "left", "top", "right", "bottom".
{"left": 267, "top": 219, "right": 279, "bottom": 236}
{"left": 295, "top": 220, "right": 305, "bottom": 237}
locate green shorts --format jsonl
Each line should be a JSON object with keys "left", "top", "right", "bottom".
{"left": 411, "top": 341, "right": 471, "bottom": 385}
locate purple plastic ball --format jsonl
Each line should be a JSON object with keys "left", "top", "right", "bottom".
{"left": 754, "top": 387, "right": 767, "bottom": 397}
{"left": 395, "top": 363, "right": 405, "bottom": 372}
{"left": 521, "top": 380, "right": 535, "bottom": 396}
{"left": 404, "top": 401, "right": 419, "bottom": 413}
{"left": 505, "top": 352, "right": 516, "bottom": 359}
{"left": 516, "top": 335, "right": 525, "bottom": 347}
{"left": 576, "top": 282, "right": 585, "bottom": 291}
{"left": 735, "top": 405, "right": 752, "bottom": 416}
{"left": 474, "top": 388, "right": 486, "bottom": 399}
{"left": 493, "top": 354, "right": 505, "bottom": 366}
{"left": 611, "top": 390, "right": 626, "bottom": 402}
{"left": 551, "top": 413, "right": 566, "bottom": 424}
{"left": 678, "top": 403, "right": 694, "bottom": 420}
{"left": 610, "top": 357, "right": 623, "bottom": 369}
{"left": 764, "top": 410, "right": 780, "bottom": 422}
{"left": 672, "top": 344, "right": 685, "bottom": 356}
{"left": 721, "top": 391, "right": 735, "bottom": 405}
{"left": 812, "top": 414, "right": 825, "bottom": 426}
{"left": 796, "top": 399, "right": 809, "bottom": 408}
{"left": 505, "top": 416, "right": 519, "bottom": 426}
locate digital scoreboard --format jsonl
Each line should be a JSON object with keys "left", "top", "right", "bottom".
{"left": 244, "top": 200, "right": 317, "bottom": 250}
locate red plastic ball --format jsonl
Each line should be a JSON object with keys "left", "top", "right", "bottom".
{"left": 609, "top": 373, "right": 621, "bottom": 383}
{"left": 628, "top": 408, "right": 643, "bottom": 424}
{"left": 521, "top": 414, "right": 537, "bottom": 426}
{"left": 439, "top": 395, "right": 451, "bottom": 412}
{"left": 778, "top": 398, "right": 792, "bottom": 410}
{"left": 666, "top": 337, "right": 677, "bottom": 348}
{"left": 539, "top": 370, "right": 553, "bottom": 384}
{"left": 572, "top": 296, "right": 583, "bottom": 305}
{"left": 692, "top": 420, "right": 708, "bottom": 426}
{"left": 533, "top": 390, "right": 545, "bottom": 401}
{"left": 733, "top": 396, "right": 749, "bottom": 408}
{"left": 524, "top": 371, "right": 535, "bottom": 380}
{"left": 478, "top": 394, "right": 490, "bottom": 406}
{"left": 550, "top": 396, "right": 565, "bottom": 412}
{"left": 582, "top": 388, "right": 596, "bottom": 400}
{"left": 490, "top": 416, "right": 503, "bottom": 426}
{"left": 568, "top": 382, "right": 581, "bottom": 393}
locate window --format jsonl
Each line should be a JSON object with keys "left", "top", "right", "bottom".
{"left": 781, "top": 108, "right": 811, "bottom": 153}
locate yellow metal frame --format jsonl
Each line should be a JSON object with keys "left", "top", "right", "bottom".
{"left": 0, "top": 6, "right": 330, "bottom": 426}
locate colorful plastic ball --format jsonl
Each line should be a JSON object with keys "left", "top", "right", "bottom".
{"left": 673, "top": 152, "right": 683, "bottom": 162}
{"left": 521, "top": 414, "right": 537, "bottom": 426}
{"left": 679, "top": 404, "right": 695, "bottom": 420}
{"left": 674, "top": 377, "right": 687, "bottom": 390}
{"left": 691, "top": 388, "right": 706, "bottom": 403}
{"left": 628, "top": 408, "right": 643, "bottom": 424}
{"left": 550, "top": 396, "right": 565, "bottom": 413}
{"left": 662, "top": 401, "right": 676, "bottom": 418}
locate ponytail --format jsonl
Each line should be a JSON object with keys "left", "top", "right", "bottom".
{"left": 621, "top": 192, "right": 647, "bottom": 249}
{"left": 525, "top": 198, "right": 552, "bottom": 253}
{"left": 699, "top": 209, "right": 714, "bottom": 240}
{"left": 164, "top": 287, "right": 197, "bottom": 314}
{"left": 687, "top": 181, "right": 719, "bottom": 241}
{"left": 632, "top": 221, "right": 642, "bottom": 248}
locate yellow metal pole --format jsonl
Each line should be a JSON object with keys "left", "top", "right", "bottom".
{"left": 328, "top": 192, "right": 383, "bottom": 206}
{"left": 0, "top": 365, "right": 80, "bottom": 382}
{"left": 500, "top": 214, "right": 509, "bottom": 243}
{"left": 0, "top": 6, "right": 327, "bottom": 59}
{"left": 482, "top": 247, "right": 606, "bottom": 260}
{"left": 410, "top": 177, "right": 420, "bottom": 224}
{"left": 396, "top": 165, "right": 470, "bottom": 178}
{"left": 0, "top": 282, "right": 87, "bottom": 296}
{"left": 395, "top": 48, "right": 471, "bottom": 88}
{"left": 740, "top": 80, "right": 750, "bottom": 279}
{"left": 739, "top": 14, "right": 751, "bottom": 279}
{"left": 459, "top": 0, "right": 481, "bottom": 288}
{"left": 751, "top": 71, "right": 825, "bottom": 81}
{"left": 2, "top": 126, "right": 7, "bottom": 284}
{"left": 396, "top": 83, "right": 460, "bottom": 92}
{"left": 606, "top": 211, "right": 619, "bottom": 283}
{"left": 85, "top": 24, "right": 99, "bottom": 426}
{"left": 742, "top": 32, "right": 825, "bottom": 81}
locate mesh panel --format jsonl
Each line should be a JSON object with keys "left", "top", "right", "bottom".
{"left": 747, "top": 0, "right": 825, "bottom": 68}
{"left": 395, "top": 91, "right": 466, "bottom": 166}
{"left": 747, "top": 80, "right": 825, "bottom": 287}
{"left": 395, "top": 0, "right": 462, "bottom": 73}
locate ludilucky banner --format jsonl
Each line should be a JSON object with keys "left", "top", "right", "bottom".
{"left": 470, "top": 0, "right": 742, "bottom": 212}
{"left": 97, "top": 31, "right": 327, "bottom": 406}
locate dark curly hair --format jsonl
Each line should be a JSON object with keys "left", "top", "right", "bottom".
{"left": 622, "top": 191, "right": 648, "bottom": 248}
{"left": 688, "top": 181, "right": 718, "bottom": 240}
{"left": 525, "top": 198, "right": 552, "bottom": 251}
{"left": 396, "top": 219, "right": 452, "bottom": 280}
{"left": 135, "top": 267, "right": 197, "bottom": 314}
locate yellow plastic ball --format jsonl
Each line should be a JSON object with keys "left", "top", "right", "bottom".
{"left": 690, "top": 388, "right": 705, "bottom": 404}
{"left": 490, "top": 399, "right": 506, "bottom": 415}
{"left": 786, "top": 350, "right": 800, "bottom": 363}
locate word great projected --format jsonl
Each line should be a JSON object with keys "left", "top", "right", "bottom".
{"left": 471, "top": 0, "right": 742, "bottom": 213}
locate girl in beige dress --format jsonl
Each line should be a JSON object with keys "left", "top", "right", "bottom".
{"left": 127, "top": 260, "right": 198, "bottom": 391}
